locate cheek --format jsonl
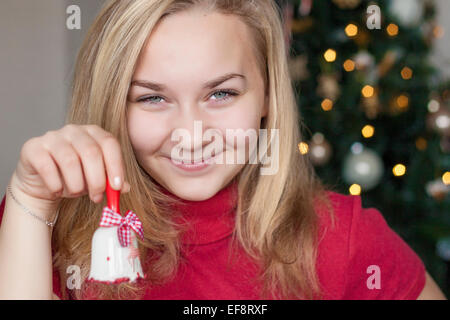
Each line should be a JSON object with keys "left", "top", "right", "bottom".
{"left": 212, "top": 96, "right": 264, "bottom": 151}
{"left": 217, "top": 94, "right": 263, "bottom": 130}
{"left": 127, "top": 107, "right": 167, "bottom": 156}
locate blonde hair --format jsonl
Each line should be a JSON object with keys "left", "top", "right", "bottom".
{"left": 53, "top": 0, "right": 335, "bottom": 300}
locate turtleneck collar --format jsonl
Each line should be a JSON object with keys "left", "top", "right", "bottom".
{"left": 158, "top": 180, "right": 239, "bottom": 245}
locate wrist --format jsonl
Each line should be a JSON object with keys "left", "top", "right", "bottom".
{"left": 7, "top": 174, "right": 60, "bottom": 222}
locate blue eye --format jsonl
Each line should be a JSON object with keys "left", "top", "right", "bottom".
{"left": 137, "top": 96, "right": 164, "bottom": 104}
{"left": 137, "top": 90, "right": 238, "bottom": 106}
{"left": 210, "top": 90, "right": 238, "bottom": 102}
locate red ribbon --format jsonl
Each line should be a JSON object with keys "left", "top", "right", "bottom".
{"left": 99, "top": 206, "right": 144, "bottom": 247}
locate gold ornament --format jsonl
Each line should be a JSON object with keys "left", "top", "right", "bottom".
{"left": 308, "top": 133, "right": 332, "bottom": 166}
{"left": 342, "top": 144, "right": 384, "bottom": 191}
{"left": 316, "top": 73, "right": 341, "bottom": 101}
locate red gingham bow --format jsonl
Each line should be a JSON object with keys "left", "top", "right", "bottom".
{"left": 99, "top": 206, "right": 144, "bottom": 247}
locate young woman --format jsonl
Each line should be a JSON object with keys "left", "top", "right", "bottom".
{"left": 0, "top": 0, "right": 446, "bottom": 300}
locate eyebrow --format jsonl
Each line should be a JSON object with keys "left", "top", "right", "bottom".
{"left": 130, "top": 73, "right": 246, "bottom": 91}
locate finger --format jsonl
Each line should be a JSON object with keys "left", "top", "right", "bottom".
{"left": 121, "top": 181, "right": 131, "bottom": 193}
{"left": 83, "top": 125, "right": 126, "bottom": 192}
{"left": 21, "top": 138, "right": 63, "bottom": 197}
{"left": 63, "top": 126, "right": 106, "bottom": 202}
{"left": 42, "top": 131, "right": 85, "bottom": 198}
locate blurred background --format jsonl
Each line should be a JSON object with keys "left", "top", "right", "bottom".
{"left": 0, "top": 0, "right": 449, "bottom": 297}
{"left": 277, "top": 0, "right": 450, "bottom": 296}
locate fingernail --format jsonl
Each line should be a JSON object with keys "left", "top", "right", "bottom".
{"left": 93, "top": 194, "right": 103, "bottom": 203}
{"left": 113, "top": 176, "right": 121, "bottom": 189}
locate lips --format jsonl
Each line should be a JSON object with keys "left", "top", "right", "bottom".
{"left": 163, "top": 150, "right": 224, "bottom": 173}
{"left": 168, "top": 151, "right": 222, "bottom": 164}
{"left": 171, "top": 158, "right": 209, "bottom": 165}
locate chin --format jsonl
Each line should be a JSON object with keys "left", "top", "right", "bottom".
{"left": 165, "top": 178, "right": 224, "bottom": 201}
{"left": 146, "top": 157, "right": 242, "bottom": 201}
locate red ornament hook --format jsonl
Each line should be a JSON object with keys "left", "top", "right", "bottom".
{"left": 105, "top": 176, "right": 120, "bottom": 214}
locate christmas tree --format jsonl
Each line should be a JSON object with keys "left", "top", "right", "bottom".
{"left": 277, "top": 0, "right": 450, "bottom": 295}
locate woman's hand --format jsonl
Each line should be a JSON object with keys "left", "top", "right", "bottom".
{"left": 9, "top": 124, "right": 130, "bottom": 220}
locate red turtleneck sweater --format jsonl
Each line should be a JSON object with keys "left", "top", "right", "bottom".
{"left": 0, "top": 182, "right": 425, "bottom": 299}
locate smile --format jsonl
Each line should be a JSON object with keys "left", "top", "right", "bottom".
{"left": 165, "top": 152, "right": 223, "bottom": 172}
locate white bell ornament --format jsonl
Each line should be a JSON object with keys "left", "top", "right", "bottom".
{"left": 87, "top": 176, "right": 145, "bottom": 284}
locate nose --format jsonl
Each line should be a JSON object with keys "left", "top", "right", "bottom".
{"left": 170, "top": 105, "right": 214, "bottom": 159}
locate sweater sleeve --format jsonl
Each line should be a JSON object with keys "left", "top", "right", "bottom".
{"left": 0, "top": 194, "right": 64, "bottom": 299}
{"left": 342, "top": 195, "right": 426, "bottom": 300}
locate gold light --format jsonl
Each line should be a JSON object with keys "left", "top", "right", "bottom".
{"left": 349, "top": 184, "right": 362, "bottom": 195}
{"left": 387, "top": 23, "right": 399, "bottom": 36}
{"left": 361, "top": 85, "right": 375, "bottom": 98}
{"left": 362, "top": 125, "right": 375, "bottom": 138}
{"left": 433, "top": 25, "right": 444, "bottom": 38}
{"left": 393, "top": 164, "right": 406, "bottom": 177}
{"left": 401, "top": 67, "right": 413, "bottom": 80}
{"left": 298, "top": 142, "right": 309, "bottom": 155}
{"left": 397, "top": 94, "right": 409, "bottom": 109}
{"left": 443, "top": 172, "right": 450, "bottom": 185}
{"left": 415, "top": 137, "right": 427, "bottom": 151}
{"left": 324, "top": 49, "right": 337, "bottom": 62}
{"left": 345, "top": 24, "right": 358, "bottom": 37}
{"left": 343, "top": 59, "right": 355, "bottom": 72}
{"left": 321, "top": 99, "right": 333, "bottom": 111}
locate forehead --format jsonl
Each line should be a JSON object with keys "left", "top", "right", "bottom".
{"left": 134, "top": 10, "right": 258, "bottom": 78}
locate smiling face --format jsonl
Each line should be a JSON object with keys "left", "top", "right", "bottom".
{"left": 126, "top": 9, "right": 268, "bottom": 201}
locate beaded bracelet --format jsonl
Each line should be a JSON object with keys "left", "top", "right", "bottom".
{"left": 6, "top": 184, "right": 59, "bottom": 227}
